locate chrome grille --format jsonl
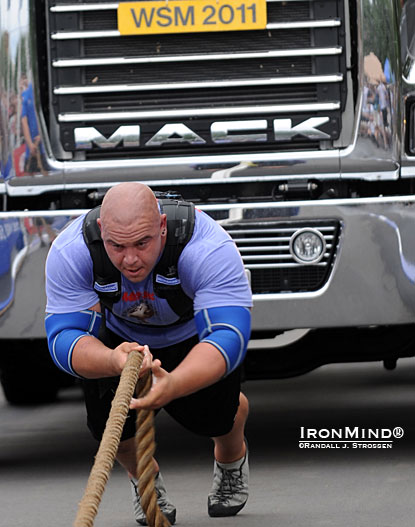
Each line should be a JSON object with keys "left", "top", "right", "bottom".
{"left": 46, "top": 0, "right": 349, "bottom": 158}
{"left": 222, "top": 220, "right": 340, "bottom": 293}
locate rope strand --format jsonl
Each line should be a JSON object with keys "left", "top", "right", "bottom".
{"left": 135, "top": 375, "right": 171, "bottom": 527}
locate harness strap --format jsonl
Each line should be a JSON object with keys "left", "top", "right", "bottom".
{"left": 155, "top": 199, "right": 195, "bottom": 319}
{"left": 83, "top": 207, "right": 121, "bottom": 305}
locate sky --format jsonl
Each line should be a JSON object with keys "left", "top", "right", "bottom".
{"left": 0, "top": 0, "right": 29, "bottom": 60}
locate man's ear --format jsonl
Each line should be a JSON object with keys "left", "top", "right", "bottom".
{"left": 97, "top": 217, "right": 102, "bottom": 232}
{"left": 160, "top": 214, "right": 167, "bottom": 234}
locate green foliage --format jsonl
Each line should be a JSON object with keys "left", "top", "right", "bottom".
{"left": 361, "top": 0, "right": 397, "bottom": 66}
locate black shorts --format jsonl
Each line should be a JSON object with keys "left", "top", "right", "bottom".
{"left": 81, "top": 330, "right": 241, "bottom": 441}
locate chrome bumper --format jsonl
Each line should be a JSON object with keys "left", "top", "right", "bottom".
{"left": 2, "top": 195, "right": 415, "bottom": 339}
{"left": 241, "top": 195, "right": 415, "bottom": 330}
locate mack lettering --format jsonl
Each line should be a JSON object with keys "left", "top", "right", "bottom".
{"left": 73, "top": 118, "right": 331, "bottom": 150}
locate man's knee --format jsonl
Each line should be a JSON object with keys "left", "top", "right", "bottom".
{"left": 238, "top": 392, "right": 249, "bottom": 421}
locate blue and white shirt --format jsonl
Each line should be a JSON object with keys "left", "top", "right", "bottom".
{"left": 45, "top": 208, "right": 252, "bottom": 348}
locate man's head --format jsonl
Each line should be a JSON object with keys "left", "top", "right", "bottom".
{"left": 97, "top": 182, "right": 167, "bottom": 283}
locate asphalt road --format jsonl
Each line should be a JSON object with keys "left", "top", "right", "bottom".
{"left": 1, "top": 359, "right": 415, "bottom": 527}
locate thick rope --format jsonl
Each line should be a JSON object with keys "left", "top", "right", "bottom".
{"left": 74, "top": 350, "right": 169, "bottom": 527}
{"left": 135, "top": 375, "right": 170, "bottom": 527}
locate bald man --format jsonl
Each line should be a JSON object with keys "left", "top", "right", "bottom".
{"left": 45, "top": 182, "right": 252, "bottom": 525}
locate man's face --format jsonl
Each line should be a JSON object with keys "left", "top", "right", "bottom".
{"left": 99, "top": 213, "right": 166, "bottom": 283}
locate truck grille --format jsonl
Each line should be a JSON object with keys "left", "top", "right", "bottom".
{"left": 222, "top": 219, "right": 340, "bottom": 293}
{"left": 46, "top": 0, "right": 349, "bottom": 159}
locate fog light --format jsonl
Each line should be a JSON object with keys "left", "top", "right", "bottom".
{"left": 290, "top": 229, "right": 326, "bottom": 264}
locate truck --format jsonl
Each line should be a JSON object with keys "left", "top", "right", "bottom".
{"left": 2, "top": 0, "right": 415, "bottom": 404}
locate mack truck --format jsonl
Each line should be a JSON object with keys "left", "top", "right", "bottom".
{"left": 2, "top": 0, "right": 415, "bottom": 404}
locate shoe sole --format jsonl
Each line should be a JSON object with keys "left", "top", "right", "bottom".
{"left": 136, "top": 510, "right": 176, "bottom": 525}
{"left": 208, "top": 501, "right": 247, "bottom": 517}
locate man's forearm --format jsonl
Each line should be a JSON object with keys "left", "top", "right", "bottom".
{"left": 168, "top": 342, "right": 227, "bottom": 399}
{"left": 72, "top": 335, "right": 118, "bottom": 378}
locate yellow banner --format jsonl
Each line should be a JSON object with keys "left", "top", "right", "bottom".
{"left": 118, "top": 0, "right": 267, "bottom": 35}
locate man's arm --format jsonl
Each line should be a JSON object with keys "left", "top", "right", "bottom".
{"left": 46, "top": 301, "right": 152, "bottom": 379}
{"left": 130, "top": 341, "right": 226, "bottom": 410}
{"left": 130, "top": 305, "right": 251, "bottom": 410}
{"left": 72, "top": 331, "right": 147, "bottom": 379}
{"left": 71, "top": 335, "right": 140, "bottom": 379}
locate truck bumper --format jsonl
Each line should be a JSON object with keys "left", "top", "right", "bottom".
{"left": 1, "top": 195, "right": 415, "bottom": 338}
{"left": 240, "top": 195, "right": 415, "bottom": 330}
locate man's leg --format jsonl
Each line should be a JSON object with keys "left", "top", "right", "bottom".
{"left": 116, "top": 434, "right": 176, "bottom": 526}
{"left": 151, "top": 336, "right": 248, "bottom": 519}
{"left": 116, "top": 437, "right": 159, "bottom": 479}
{"left": 212, "top": 392, "right": 249, "bottom": 463}
{"left": 208, "top": 392, "right": 250, "bottom": 518}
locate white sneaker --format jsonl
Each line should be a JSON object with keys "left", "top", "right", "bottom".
{"left": 208, "top": 446, "right": 249, "bottom": 517}
{"left": 131, "top": 472, "right": 176, "bottom": 525}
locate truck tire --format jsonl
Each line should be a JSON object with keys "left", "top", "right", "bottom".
{"left": 0, "top": 339, "right": 70, "bottom": 405}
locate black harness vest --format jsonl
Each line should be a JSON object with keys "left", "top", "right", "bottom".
{"left": 82, "top": 198, "right": 195, "bottom": 325}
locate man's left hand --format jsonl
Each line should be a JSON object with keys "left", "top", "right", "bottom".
{"left": 130, "top": 359, "right": 176, "bottom": 410}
